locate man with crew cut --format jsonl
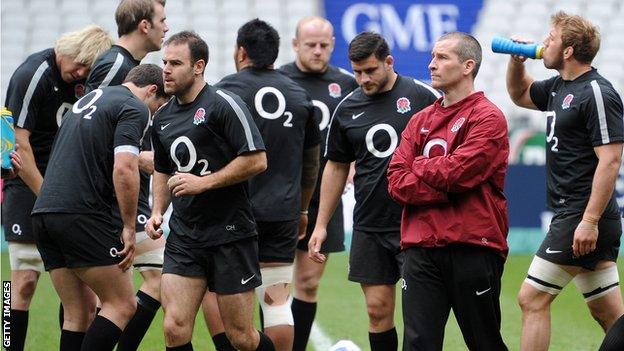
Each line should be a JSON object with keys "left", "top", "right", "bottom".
{"left": 279, "top": 16, "right": 358, "bottom": 351}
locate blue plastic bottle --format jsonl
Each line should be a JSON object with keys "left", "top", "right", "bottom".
{"left": 1, "top": 107, "right": 16, "bottom": 171}
{"left": 491, "top": 37, "right": 544, "bottom": 59}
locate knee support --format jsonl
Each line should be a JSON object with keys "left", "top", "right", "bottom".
{"left": 133, "top": 246, "right": 164, "bottom": 272}
{"left": 574, "top": 265, "right": 620, "bottom": 302}
{"left": 256, "top": 266, "right": 294, "bottom": 328}
{"left": 525, "top": 256, "right": 573, "bottom": 295}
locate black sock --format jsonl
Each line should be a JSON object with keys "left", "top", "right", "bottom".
{"left": 369, "top": 327, "right": 398, "bottom": 351}
{"left": 212, "top": 332, "right": 236, "bottom": 351}
{"left": 60, "top": 330, "right": 85, "bottom": 351}
{"left": 255, "top": 331, "right": 275, "bottom": 351}
{"left": 59, "top": 303, "right": 65, "bottom": 329}
{"left": 117, "top": 290, "right": 161, "bottom": 351}
{"left": 292, "top": 298, "right": 317, "bottom": 351}
{"left": 166, "top": 342, "right": 193, "bottom": 351}
{"left": 7, "top": 309, "right": 28, "bottom": 351}
{"left": 600, "top": 314, "right": 624, "bottom": 351}
{"left": 80, "top": 315, "right": 122, "bottom": 351}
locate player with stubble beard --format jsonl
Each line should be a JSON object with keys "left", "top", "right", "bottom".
{"left": 308, "top": 32, "right": 439, "bottom": 351}
{"left": 506, "top": 11, "right": 624, "bottom": 351}
{"left": 146, "top": 31, "right": 275, "bottom": 351}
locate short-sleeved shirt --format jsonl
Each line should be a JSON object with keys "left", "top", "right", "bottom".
{"left": 279, "top": 62, "right": 358, "bottom": 202}
{"left": 326, "top": 75, "right": 439, "bottom": 233}
{"left": 216, "top": 67, "right": 320, "bottom": 221}
{"left": 32, "top": 85, "right": 149, "bottom": 216}
{"left": 3, "top": 48, "right": 84, "bottom": 178}
{"left": 85, "top": 45, "right": 140, "bottom": 93}
{"left": 152, "top": 84, "right": 265, "bottom": 247}
{"left": 85, "top": 45, "right": 151, "bottom": 229}
{"left": 530, "top": 68, "right": 624, "bottom": 216}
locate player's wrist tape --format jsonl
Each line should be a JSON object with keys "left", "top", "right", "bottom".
{"left": 300, "top": 210, "right": 309, "bottom": 215}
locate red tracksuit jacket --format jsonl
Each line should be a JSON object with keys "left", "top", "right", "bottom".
{"left": 387, "top": 92, "right": 510, "bottom": 257}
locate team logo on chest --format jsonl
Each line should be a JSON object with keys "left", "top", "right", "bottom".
{"left": 396, "top": 97, "right": 411, "bottom": 114}
{"left": 561, "top": 94, "right": 574, "bottom": 109}
{"left": 74, "top": 84, "right": 85, "bottom": 98}
{"left": 193, "top": 107, "right": 206, "bottom": 125}
{"left": 328, "top": 83, "right": 341, "bottom": 98}
{"left": 451, "top": 117, "right": 466, "bottom": 133}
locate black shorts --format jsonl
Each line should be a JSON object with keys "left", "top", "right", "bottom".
{"left": 32, "top": 213, "right": 123, "bottom": 271}
{"left": 297, "top": 200, "right": 345, "bottom": 253}
{"left": 162, "top": 236, "right": 262, "bottom": 295}
{"left": 257, "top": 220, "right": 299, "bottom": 263}
{"left": 349, "top": 229, "right": 403, "bottom": 285}
{"left": 536, "top": 211, "right": 621, "bottom": 270}
{"left": 2, "top": 183, "right": 36, "bottom": 242}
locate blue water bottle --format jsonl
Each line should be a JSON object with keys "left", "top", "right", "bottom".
{"left": 491, "top": 37, "right": 544, "bottom": 59}
{"left": 1, "top": 107, "right": 16, "bottom": 172}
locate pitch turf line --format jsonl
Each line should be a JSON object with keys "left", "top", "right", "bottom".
{"left": 310, "top": 321, "right": 334, "bottom": 350}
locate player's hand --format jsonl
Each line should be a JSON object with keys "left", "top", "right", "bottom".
{"left": 117, "top": 227, "right": 136, "bottom": 271}
{"left": 298, "top": 212, "right": 308, "bottom": 240}
{"left": 146, "top": 214, "right": 164, "bottom": 239}
{"left": 308, "top": 228, "right": 327, "bottom": 263}
{"left": 509, "top": 35, "right": 533, "bottom": 63}
{"left": 572, "top": 219, "right": 599, "bottom": 257}
{"left": 168, "top": 172, "right": 207, "bottom": 196}
{"left": 5, "top": 149, "right": 22, "bottom": 179}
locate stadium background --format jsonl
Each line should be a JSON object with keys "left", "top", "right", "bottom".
{"left": 1, "top": 0, "right": 624, "bottom": 349}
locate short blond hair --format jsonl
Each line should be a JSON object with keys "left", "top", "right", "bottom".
{"left": 551, "top": 11, "right": 600, "bottom": 64}
{"left": 55, "top": 25, "right": 114, "bottom": 67}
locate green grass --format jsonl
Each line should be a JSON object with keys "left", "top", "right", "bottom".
{"left": 1, "top": 253, "right": 622, "bottom": 350}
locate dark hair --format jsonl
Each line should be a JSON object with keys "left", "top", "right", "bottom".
{"left": 236, "top": 19, "right": 280, "bottom": 68}
{"left": 438, "top": 32, "right": 482, "bottom": 78}
{"left": 348, "top": 32, "right": 390, "bottom": 62}
{"left": 164, "top": 31, "right": 209, "bottom": 72}
{"left": 124, "top": 63, "right": 168, "bottom": 98}
{"left": 115, "top": 0, "right": 166, "bottom": 37}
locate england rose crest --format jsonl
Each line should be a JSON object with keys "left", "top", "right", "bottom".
{"left": 561, "top": 94, "right": 574, "bottom": 109}
{"left": 328, "top": 83, "right": 341, "bottom": 98}
{"left": 396, "top": 97, "right": 411, "bottom": 114}
{"left": 193, "top": 108, "right": 206, "bottom": 125}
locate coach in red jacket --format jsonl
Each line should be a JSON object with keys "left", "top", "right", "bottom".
{"left": 387, "top": 32, "right": 510, "bottom": 351}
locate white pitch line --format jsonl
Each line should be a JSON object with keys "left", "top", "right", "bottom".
{"left": 310, "top": 321, "right": 334, "bottom": 350}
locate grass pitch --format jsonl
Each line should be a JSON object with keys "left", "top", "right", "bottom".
{"left": 1, "top": 253, "right": 622, "bottom": 350}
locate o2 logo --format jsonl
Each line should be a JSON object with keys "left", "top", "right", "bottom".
{"left": 365, "top": 123, "right": 398, "bottom": 158}
{"left": 312, "top": 100, "right": 331, "bottom": 131}
{"left": 254, "top": 87, "right": 293, "bottom": 128}
{"left": 170, "top": 136, "right": 211, "bottom": 175}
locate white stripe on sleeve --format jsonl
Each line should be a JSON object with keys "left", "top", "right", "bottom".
{"left": 98, "top": 53, "right": 125, "bottom": 88}
{"left": 590, "top": 80, "right": 610, "bottom": 144}
{"left": 17, "top": 61, "right": 49, "bottom": 127}
{"left": 324, "top": 91, "right": 355, "bottom": 157}
{"left": 216, "top": 89, "right": 257, "bottom": 151}
{"left": 114, "top": 145, "right": 140, "bottom": 156}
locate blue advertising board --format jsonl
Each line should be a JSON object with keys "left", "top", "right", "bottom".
{"left": 324, "top": 0, "right": 484, "bottom": 80}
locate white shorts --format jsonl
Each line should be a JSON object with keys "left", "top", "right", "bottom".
{"left": 8, "top": 242, "right": 44, "bottom": 272}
